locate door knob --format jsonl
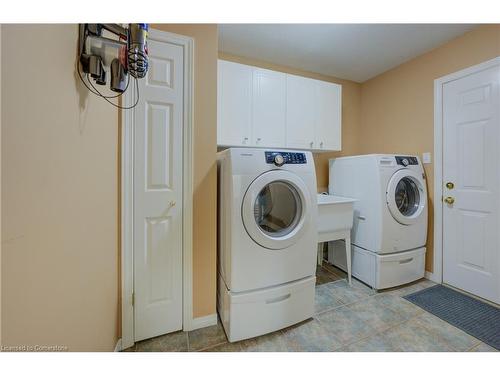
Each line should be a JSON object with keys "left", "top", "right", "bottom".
{"left": 446, "top": 182, "right": 454, "bottom": 189}
{"left": 444, "top": 196, "right": 455, "bottom": 204}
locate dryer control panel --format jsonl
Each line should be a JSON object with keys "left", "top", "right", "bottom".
{"left": 395, "top": 156, "right": 418, "bottom": 166}
{"left": 265, "top": 151, "right": 307, "bottom": 165}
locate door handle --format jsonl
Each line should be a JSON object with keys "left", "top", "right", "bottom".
{"left": 444, "top": 196, "right": 455, "bottom": 204}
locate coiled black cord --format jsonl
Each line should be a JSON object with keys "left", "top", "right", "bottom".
{"left": 76, "top": 54, "right": 140, "bottom": 110}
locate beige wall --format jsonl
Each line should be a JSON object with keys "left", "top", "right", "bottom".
{"left": 1, "top": 25, "right": 119, "bottom": 351}
{"left": 218, "top": 53, "right": 362, "bottom": 191}
{"left": 152, "top": 25, "right": 218, "bottom": 318}
{"left": 359, "top": 24, "right": 500, "bottom": 272}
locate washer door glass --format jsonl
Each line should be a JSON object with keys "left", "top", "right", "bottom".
{"left": 394, "top": 177, "right": 420, "bottom": 216}
{"left": 254, "top": 181, "right": 302, "bottom": 238}
{"left": 242, "top": 170, "right": 311, "bottom": 250}
{"left": 386, "top": 169, "right": 427, "bottom": 226}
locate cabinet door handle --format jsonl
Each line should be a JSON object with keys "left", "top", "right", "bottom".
{"left": 320, "top": 141, "right": 324, "bottom": 148}
{"left": 256, "top": 137, "right": 261, "bottom": 143}
{"left": 243, "top": 137, "right": 248, "bottom": 144}
{"left": 310, "top": 141, "right": 314, "bottom": 148}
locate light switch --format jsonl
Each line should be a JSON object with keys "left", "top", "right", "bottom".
{"left": 422, "top": 152, "right": 432, "bottom": 164}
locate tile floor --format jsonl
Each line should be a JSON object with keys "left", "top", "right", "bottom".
{"left": 126, "top": 262, "right": 498, "bottom": 352}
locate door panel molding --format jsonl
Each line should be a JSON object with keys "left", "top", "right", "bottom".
{"left": 433, "top": 56, "right": 500, "bottom": 286}
{"left": 121, "top": 29, "right": 194, "bottom": 350}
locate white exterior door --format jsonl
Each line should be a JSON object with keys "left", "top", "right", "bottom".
{"left": 252, "top": 68, "right": 286, "bottom": 147}
{"left": 442, "top": 62, "right": 500, "bottom": 304}
{"left": 134, "top": 37, "right": 184, "bottom": 341}
{"left": 286, "top": 75, "right": 316, "bottom": 149}
{"left": 217, "top": 60, "right": 252, "bottom": 146}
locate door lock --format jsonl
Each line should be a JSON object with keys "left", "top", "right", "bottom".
{"left": 446, "top": 182, "right": 454, "bottom": 189}
{"left": 444, "top": 196, "right": 455, "bottom": 204}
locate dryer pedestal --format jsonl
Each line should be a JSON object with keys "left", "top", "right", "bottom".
{"left": 217, "top": 274, "right": 315, "bottom": 342}
{"left": 328, "top": 241, "right": 426, "bottom": 290}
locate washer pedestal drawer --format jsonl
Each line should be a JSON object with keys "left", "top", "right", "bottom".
{"left": 328, "top": 241, "right": 426, "bottom": 290}
{"left": 217, "top": 275, "right": 315, "bottom": 342}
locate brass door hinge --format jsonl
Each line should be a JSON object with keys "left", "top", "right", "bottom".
{"left": 132, "top": 292, "right": 135, "bottom": 306}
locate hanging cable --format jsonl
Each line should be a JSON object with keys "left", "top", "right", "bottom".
{"left": 76, "top": 54, "right": 140, "bottom": 110}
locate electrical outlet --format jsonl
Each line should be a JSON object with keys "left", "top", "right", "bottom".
{"left": 422, "top": 152, "right": 432, "bottom": 164}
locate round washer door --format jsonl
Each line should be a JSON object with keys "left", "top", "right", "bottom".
{"left": 242, "top": 170, "right": 311, "bottom": 250}
{"left": 386, "top": 169, "right": 427, "bottom": 225}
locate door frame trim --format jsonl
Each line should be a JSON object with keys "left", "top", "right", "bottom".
{"left": 121, "top": 29, "right": 194, "bottom": 349}
{"left": 432, "top": 56, "right": 500, "bottom": 284}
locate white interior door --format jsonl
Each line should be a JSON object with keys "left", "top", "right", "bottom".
{"left": 442, "top": 62, "right": 500, "bottom": 304}
{"left": 134, "top": 37, "right": 184, "bottom": 341}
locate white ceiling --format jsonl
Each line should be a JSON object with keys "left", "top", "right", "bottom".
{"left": 218, "top": 24, "right": 475, "bottom": 82}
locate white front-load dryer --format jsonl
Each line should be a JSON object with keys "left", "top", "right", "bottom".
{"left": 217, "top": 148, "right": 318, "bottom": 342}
{"left": 328, "top": 154, "right": 428, "bottom": 290}
{"left": 218, "top": 148, "right": 318, "bottom": 292}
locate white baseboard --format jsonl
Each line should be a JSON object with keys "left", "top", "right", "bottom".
{"left": 114, "top": 338, "right": 123, "bottom": 352}
{"left": 188, "top": 313, "right": 218, "bottom": 331}
{"left": 425, "top": 271, "right": 440, "bottom": 283}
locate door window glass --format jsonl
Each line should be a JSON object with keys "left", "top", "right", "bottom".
{"left": 394, "top": 177, "right": 420, "bottom": 216}
{"left": 254, "top": 181, "right": 302, "bottom": 237}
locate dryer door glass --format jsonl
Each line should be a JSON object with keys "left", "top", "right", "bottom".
{"left": 394, "top": 177, "right": 420, "bottom": 216}
{"left": 254, "top": 181, "right": 303, "bottom": 237}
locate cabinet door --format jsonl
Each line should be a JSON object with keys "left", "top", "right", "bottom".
{"left": 217, "top": 60, "right": 252, "bottom": 146}
{"left": 252, "top": 68, "right": 286, "bottom": 147}
{"left": 315, "top": 80, "right": 341, "bottom": 151}
{"left": 286, "top": 75, "right": 317, "bottom": 149}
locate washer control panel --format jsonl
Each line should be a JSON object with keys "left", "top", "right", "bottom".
{"left": 395, "top": 156, "right": 418, "bottom": 166}
{"left": 265, "top": 151, "right": 307, "bottom": 165}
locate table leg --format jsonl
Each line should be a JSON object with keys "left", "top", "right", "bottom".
{"left": 345, "top": 235, "right": 352, "bottom": 285}
{"left": 317, "top": 243, "right": 323, "bottom": 266}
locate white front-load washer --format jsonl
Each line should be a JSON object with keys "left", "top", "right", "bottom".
{"left": 217, "top": 148, "right": 318, "bottom": 342}
{"left": 327, "top": 154, "right": 428, "bottom": 290}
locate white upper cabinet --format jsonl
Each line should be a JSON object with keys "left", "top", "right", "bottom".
{"left": 252, "top": 68, "right": 286, "bottom": 147}
{"left": 217, "top": 59, "right": 342, "bottom": 151}
{"left": 315, "top": 80, "right": 342, "bottom": 151}
{"left": 286, "top": 75, "right": 317, "bottom": 149}
{"left": 217, "top": 60, "right": 253, "bottom": 146}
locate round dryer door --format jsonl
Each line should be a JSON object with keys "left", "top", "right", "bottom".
{"left": 242, "top": 170, "right": 311, "bottom": 250}
{"left": 386, "top": 169, "right": 427, "bottom": 225}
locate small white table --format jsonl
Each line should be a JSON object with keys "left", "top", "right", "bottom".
{"left": 316, "top": 194, "right": 356, "bottom": 285}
